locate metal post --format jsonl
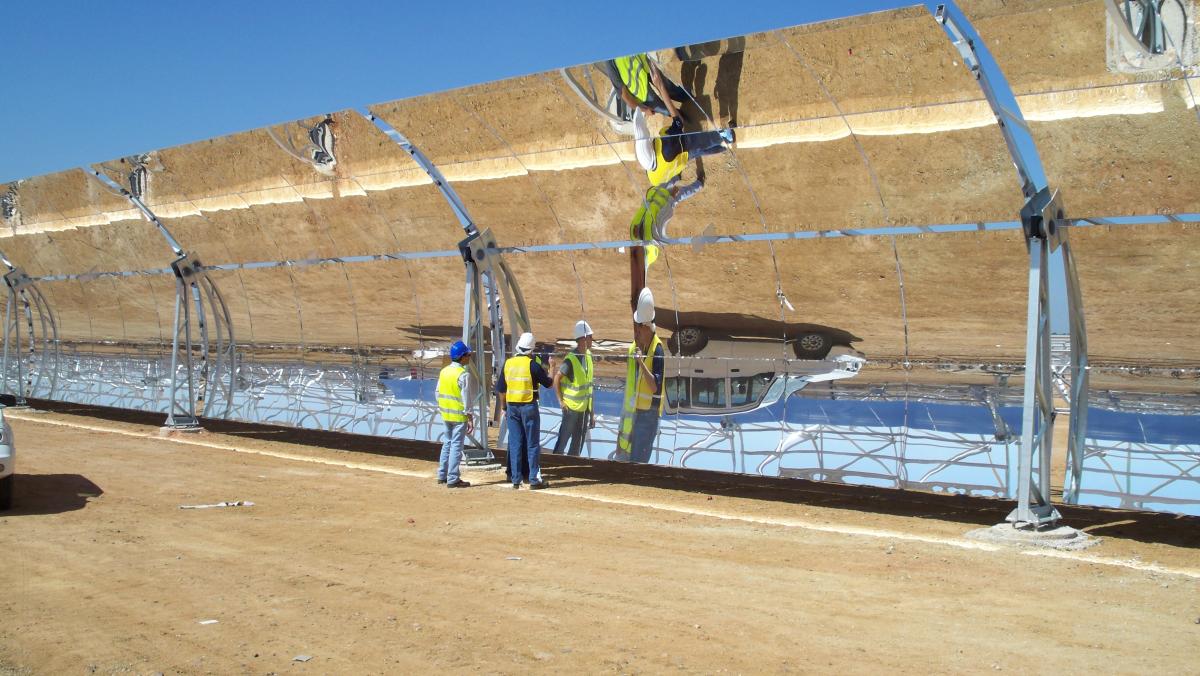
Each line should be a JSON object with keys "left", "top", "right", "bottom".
{"left": 84, "top": 167, "right": 237, "bottom": 429}
{"left": 364, "top": 111, "right": 532, "bottom": 463}
{"left": 0, "top": 252, "right": 60, "bottom": 406}
{"left": 934, "top": 3, "right": 1089, "bottom": 528}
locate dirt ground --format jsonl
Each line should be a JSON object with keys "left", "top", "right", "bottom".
{"left": 2, "top": 405, "right": 1198, "bottom": 675}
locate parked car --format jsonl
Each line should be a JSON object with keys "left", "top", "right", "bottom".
{"left": 663, "top": 329, "right": 866, "bottom": 416}
{"left": 0, "top": 408, "right": 13, "bottom": 510}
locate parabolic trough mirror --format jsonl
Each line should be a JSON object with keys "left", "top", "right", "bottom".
{"left": 0, "top": 1, "right": 1197, "bottom": 517}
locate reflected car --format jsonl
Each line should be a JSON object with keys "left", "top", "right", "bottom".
{"left": 669, "top": 325, "right": 840, "bottom": 359}
{"left": 0, "top": 408, "right": 13, "bottom": 510}
{"left": 663, "top": 329, "right": 866, "bottom": 416}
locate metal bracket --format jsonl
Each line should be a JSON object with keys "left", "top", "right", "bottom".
{"left": 84, "top": 167, "right": 237, "bottom": 429}
{"left": 266, "top": 116, "right": 338, "bottom": 176}
{"left": 935, "top": 3, "right": 1090, "bottom": 528}
{"left": 362, "top": 111, "right": 532, "bottom": 458}
{"left": 0, "top": 252, "right": 60, "bottom": 406}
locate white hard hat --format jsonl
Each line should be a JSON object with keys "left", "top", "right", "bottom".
{"left": 633, "top": 287, "right": 655, "bottom": 324}
{"left": 574, "top": 320, "right": 593, "bottom": 339}
{"left": 516, "top": 332, "right": 535, "bottom": 353}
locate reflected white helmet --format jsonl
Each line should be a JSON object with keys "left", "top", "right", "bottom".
{"left": 516, "top": 332, "right": 535, "bottom": 353}
{"left": 574, "top": 320, "right": 593, "bottom": 339}
{"left": 633, "top": 287, "right": 655, "bottom": 325}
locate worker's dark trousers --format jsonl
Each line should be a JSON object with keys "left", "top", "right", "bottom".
{"left": 506, "top": 403, "right": 542, "bottom": 485}
{"left": 659, "top": 117, "right": 727, "bottom": 163}
{"left": 628, "top": 409, "right": 661, "bottom": 464}
{"left": 553, "top": 408, "right": 588, "bottom": 456}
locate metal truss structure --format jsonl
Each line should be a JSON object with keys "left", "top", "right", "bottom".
{"left": 935, "top": 3, "right": 1089, "bottom": 527}
{"left": 85, "top": 166, "right": 236, "bottom": 428}
{"left": 363, "top": 111, "right": 531, "bottom": 458}
{"left": 0, "top": 250, "right": 59, "bottom": 405}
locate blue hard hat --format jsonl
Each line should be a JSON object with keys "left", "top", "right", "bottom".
{"left": 450, "top": 340, "right": 472, "bottom": 360}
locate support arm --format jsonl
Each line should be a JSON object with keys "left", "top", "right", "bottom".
{"left": 934, "top": 2, "right": 1090, "bottom": 527}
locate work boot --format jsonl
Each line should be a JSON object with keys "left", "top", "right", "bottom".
{"left": 446, "top": 480, "right": 471, "bottom": 488}
{"left": 529, "top": 481, "right": 552, "bottom": 490}
{"left": 436, "top": 478, "right": 446, "bottom": 484}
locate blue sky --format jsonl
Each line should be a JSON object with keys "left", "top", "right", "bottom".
{"left": 2, "top": 0, "right": 917, "bottom": 182}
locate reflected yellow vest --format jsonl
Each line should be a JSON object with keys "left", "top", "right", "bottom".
{"left": 617, "top": 335, "right": 664, "bottom": 453}
{"left": 503, "top": 355, "right": 534, "bottom": 404}
{"left": 614, "top": 54, "right": 651, "bottom": 102}
{"left": 630, "top": 186, "right": 671, "bottom": 241}
{"left": 561, "top": 352, "right": 594, "bottom": 413}
{"left": 436, "top": 362, "right": 467, "bottom": 423}
{"left": 648, "top": 127, "right": 688, "bottom": 187}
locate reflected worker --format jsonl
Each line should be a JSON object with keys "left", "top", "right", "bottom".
{"left": 618, "top": 289, "right": 665, "bottom": 464}
{"left": 605, "top": 53, "right": 688, "bottom": 120}
{"left": 634, "top": 109, "right": 733, "bottom": 188}
{"left": 552, "top": 321, "right": 596, "bottom": 456}
{"left": 435, "top": 340, "right": 475, "bottom": 488}
{"left": 497, "top": 332, "right": 554, "bottom": 489}
{"left": 628, "top": 180, "right": 704, "bottom": 307}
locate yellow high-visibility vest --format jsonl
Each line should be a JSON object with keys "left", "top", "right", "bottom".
{"left": 616, "top": 334, "right": 664, "bottom": 453}
{"left": 561, "top": 352, "right": 594, "bottom": 413}
{"left": 631, "top": 186, "right": 671, "bottom": 267}
{"left": 630, "top": 186, "right": 671, "bottom": 240}
{"left": 648, "top": 127, "right": 688, "bottom": 186}
{"left": 436, "top": 362, "right": 467, "bottom": 423}
{"left": 503, "top": 355, "right": 535, "bottom": 404}
{"left": 614, "top": 54, "right": 651, "bottom": 103}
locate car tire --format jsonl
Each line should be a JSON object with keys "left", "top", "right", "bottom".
{"left": 670, "top": 326, "right": 709, "bottom": 356}
{"left": 0, "top": 474, "right": 12, "bottom": 511}
{"left": 792, "top": 332, "right": 832, "bottom": 359}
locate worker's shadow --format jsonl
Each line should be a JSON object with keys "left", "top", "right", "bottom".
{"left": 3, "top": 474, "right": 103, "bottom": 516}
{"left": 675, "top": 37, "right": 745, "bottom": 130}
{"left": 674, "top": 37, "right": 746, "bottom": 189}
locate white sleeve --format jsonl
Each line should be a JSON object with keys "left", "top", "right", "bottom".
{"left": 458, "top": 370, "right": 472, "bottom": 414}
{"left": 633, "top": 109, "right": 656, "bottom": 172}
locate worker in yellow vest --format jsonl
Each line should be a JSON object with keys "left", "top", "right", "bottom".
{"left": 552, "top": 320, "right": 595, "bottom": 456}
{"left": 628, "top": 179, "right": 707, "bottom": 303}
{"left": 496, "top": 332, "right": 555, "bottom": 489}
{"left": 633, "top": 109, "right": 734, "bottom": 187}
{"left": 435, "top": 340, "right": 475, "bottom": 488}
{"left": 617, "top": 289, "right": 666, "bottom": 464}
{"left": 604, "top": 53, "right": 689, "bottom": 120}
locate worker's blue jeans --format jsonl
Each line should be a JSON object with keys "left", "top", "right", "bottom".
{"left": 506, "top": 403, "right": 542, "bottom": 485}
{"left": 629, "top": 409, "right": 661, "bottom": 464}
{"left": 438, "top": 420, "right": 466, "bottom": 484}
{"left": 553, "top": 408, "right": 588, "bottom": 456}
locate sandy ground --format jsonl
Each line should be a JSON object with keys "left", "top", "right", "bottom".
{"left": 1, "top": 405, "right": 1198, "bottom": 675}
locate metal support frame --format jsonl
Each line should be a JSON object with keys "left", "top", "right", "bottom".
{"left": 0, "top": 251, "right": 60, "bottom": 405}
{"left": 362, "top": 111, "right": 531, "bottom": 457}
{"left": 935, "top": 3, "right": 1089, "bottom": 527}
{"left": 86, "top": 168, "right": 236, "bottom": 429}
{"left": 460, "top": 229, "right": 532, "bottom": 439}
{"left": 1106, "top": 0, "right": 1178, "bottom": 56}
